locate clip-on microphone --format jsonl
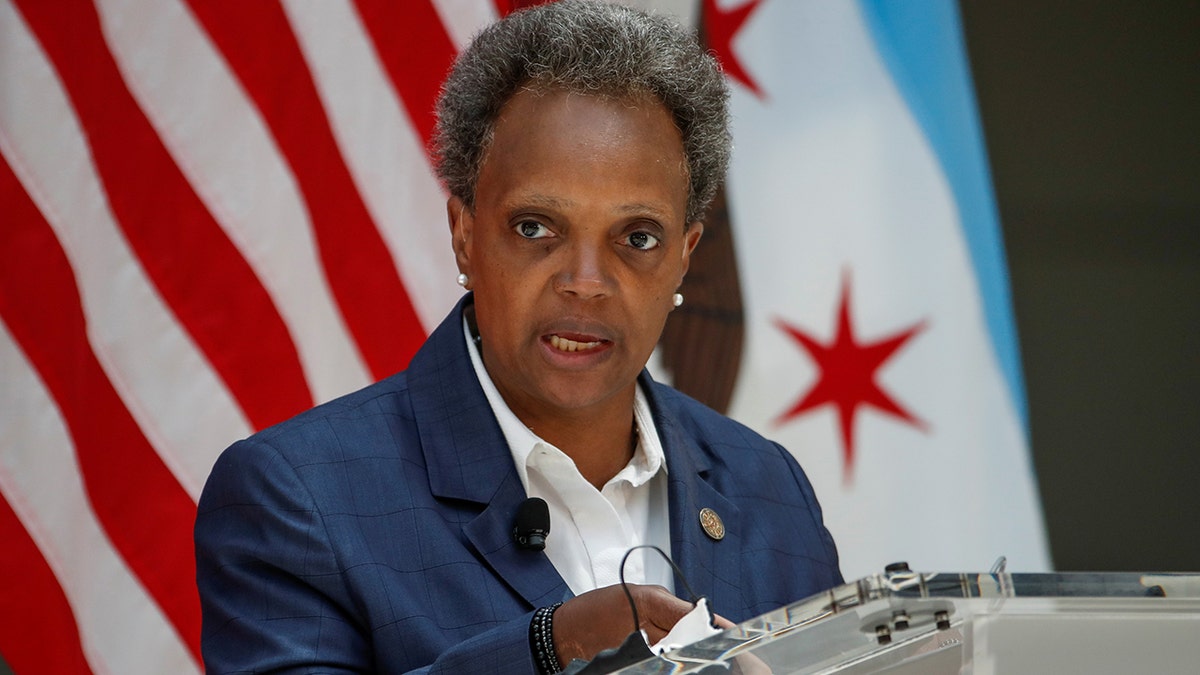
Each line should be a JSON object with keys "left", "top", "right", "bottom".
{"left": 513, "top": 497, "right": 550, "bottom": 550}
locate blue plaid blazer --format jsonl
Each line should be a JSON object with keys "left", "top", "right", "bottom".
{"left": 195, "top": 296, "right": 842, "bottom": 674}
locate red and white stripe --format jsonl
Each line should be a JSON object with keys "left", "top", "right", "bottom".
{"left": 0, "top": 1, "right": 500, "bottom": 670}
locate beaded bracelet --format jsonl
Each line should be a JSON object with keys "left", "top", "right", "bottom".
{"left": 530, "top": 602, "right": 564, "bottom": 675}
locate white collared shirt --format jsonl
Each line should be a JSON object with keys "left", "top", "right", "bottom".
{"left": 465, "top": 319, "right": 674, "bottom": 595}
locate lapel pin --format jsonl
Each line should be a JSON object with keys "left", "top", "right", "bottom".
{"left": 699, "top": 507, "right": 725, "bottom": 541}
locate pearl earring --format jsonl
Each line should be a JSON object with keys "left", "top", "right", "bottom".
{"left": 456, "top": 273, "right": 469, "bottom": 288}
{"left": 672, "top": 292, "right": 683, "bottom": 307}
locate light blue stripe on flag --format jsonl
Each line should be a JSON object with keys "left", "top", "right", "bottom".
{"left": 857, "top": 0, "right": 1028, "bottom": 427}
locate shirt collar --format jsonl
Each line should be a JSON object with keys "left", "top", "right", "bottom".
{"left": 463, "top": 316, "right": 667, "bottom": 490}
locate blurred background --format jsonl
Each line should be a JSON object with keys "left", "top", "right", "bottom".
{"left": 959, "top": 0, "right": 1199, "bottom": 572}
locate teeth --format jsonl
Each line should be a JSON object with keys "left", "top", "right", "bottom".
{"left": 550, "top": 335, "right": 602, "bottom": 352}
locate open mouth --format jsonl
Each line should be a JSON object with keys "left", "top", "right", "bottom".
{"left": 548, "top": 334, "right": 604, "bottom": 353}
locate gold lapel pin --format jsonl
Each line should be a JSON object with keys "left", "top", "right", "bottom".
{"left": 699, "top": 507, "right": 725, "bottom": 541}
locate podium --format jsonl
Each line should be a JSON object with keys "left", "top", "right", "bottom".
{"left": 612, "top": 568, "right": 1200, "bottom": 674}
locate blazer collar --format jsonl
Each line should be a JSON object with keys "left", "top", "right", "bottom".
{"left": 407, "top": 295, "right": 569, "bottom": 607}
{"left": 408, "top": 294, "right": 513, "bottom": 504}
{"left": 646, "top": 378, "right": 745, "bottom": 620}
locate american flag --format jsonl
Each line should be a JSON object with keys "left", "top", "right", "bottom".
{"left": 0, "top": 0, "right": 523, "bottom": 671}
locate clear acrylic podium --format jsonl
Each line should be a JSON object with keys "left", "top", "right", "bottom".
{"left": 612, "top": 568, "right": 1200, "bottom": 674}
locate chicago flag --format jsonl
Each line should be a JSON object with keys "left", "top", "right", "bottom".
{"left": 0, "top": 0, "right": 1049, "bottom": 672}
{"left": 709, "top": 0, "right": 1052, "bottom": 579}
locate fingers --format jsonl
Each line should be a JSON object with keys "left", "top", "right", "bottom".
{"left": 732, "top": 652, "right": 774, "bottom": 675}
{"left": 551, "top": 583, "right": 696, "bottom": 664}
{"left": 630, "top": 584, "right": 692, "bottom": 637}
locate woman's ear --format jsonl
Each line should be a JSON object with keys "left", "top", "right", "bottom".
{"left": 680, "top": 221, "right": 705, "bottom": 279}
{"left": 447, "top": 196, "right": 473, "bottom": 278}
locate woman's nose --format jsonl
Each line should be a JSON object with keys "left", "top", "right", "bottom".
{"left": 553, "top": 240, "right": 613, "bottom": 300}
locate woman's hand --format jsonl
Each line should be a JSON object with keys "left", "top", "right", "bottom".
{"left": 551, "top": 583, "right": 733, "bottom": 665}
{"left": 552, "top": 584, "right": 685, "bottom": 663}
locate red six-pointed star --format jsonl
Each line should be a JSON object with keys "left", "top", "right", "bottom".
{"left": 774, "top": 277, "right": 927, "bottom": 482}
{"left": 702, "top": 0, "right": 766, "bottom": 98}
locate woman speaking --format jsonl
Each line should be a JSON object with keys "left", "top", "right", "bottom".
{"left": 195, "top": 2, "right": 841, "bottom": 673}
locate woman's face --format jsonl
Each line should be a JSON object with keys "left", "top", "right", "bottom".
{"left": 450, "top": 87, "right": 701, "bottom": 425}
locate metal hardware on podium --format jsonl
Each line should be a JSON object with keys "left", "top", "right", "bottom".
{"left": 935, "top": 610, "right": 951, "bottom": 631}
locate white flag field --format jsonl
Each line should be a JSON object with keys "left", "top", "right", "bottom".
{"left": 0, "top": 0, "right": 1049, "bottom": 672}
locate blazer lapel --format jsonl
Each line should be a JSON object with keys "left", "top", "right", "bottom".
{"left": 648, "top": 380, "right": 745, "bottom": 620}
{"left": 408, "top": 296, "right": 570, "bottom": 608}
{"left": 462, "top": 471, "right": 571, "bottom": 607}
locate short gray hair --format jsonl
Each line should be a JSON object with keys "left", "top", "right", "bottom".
{"left": 433, "top": 0, "right": 731, "bottom": 223}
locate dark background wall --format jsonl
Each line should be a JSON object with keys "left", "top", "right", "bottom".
{"left": 958, "top": 0, "right": 1199, "bottom": 571}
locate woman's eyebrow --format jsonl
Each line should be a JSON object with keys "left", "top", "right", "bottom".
{"left": 502, "top": 192, "right": 572, "bottom": 212}
{"left": 504, "top": 194, "right": 672, "bottom": 221}
{"left": 613, "top": 202, "right": 672, "bottom": 221}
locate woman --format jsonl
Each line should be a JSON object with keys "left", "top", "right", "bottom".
{"left": 195, "top": 2, "right": 841, "bottom": 673}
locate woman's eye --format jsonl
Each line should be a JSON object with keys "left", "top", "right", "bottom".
{"left": 626, "top": 231, "right": 661, "bottom": 250}
{"left": 514, "top": 221, "right": 551, "bottom": 239}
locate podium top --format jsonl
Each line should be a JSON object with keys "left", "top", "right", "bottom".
{"left": 611, "top": 570, "right": 1200, "bottom": 674}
